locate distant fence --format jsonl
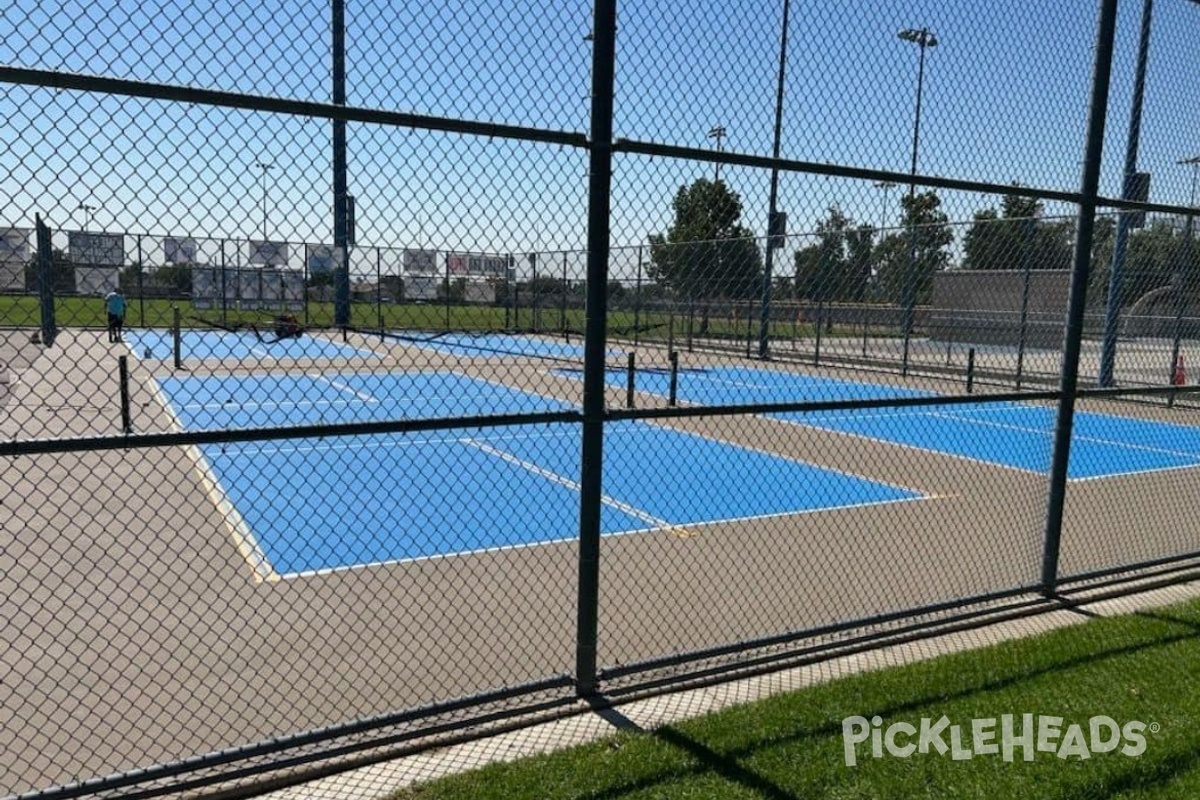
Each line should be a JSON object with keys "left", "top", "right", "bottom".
{"left": 3, "top": 1, "right": 1200, "bottom": 798}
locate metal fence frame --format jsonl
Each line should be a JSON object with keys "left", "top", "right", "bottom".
{"left": 5, "top": 0, "right": 1200, "bottom": 797}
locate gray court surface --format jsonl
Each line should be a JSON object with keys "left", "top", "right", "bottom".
{"left": 1, "top": 328, "right": 1198, "bottom": 796}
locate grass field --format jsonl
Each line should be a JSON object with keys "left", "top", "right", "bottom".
{"left": 391, "top": 595, "right": 1200, "bottom": 800}
{"left": 0, "top": 295, "right": 870, "bottom": 343}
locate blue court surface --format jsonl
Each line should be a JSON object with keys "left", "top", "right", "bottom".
{"left": 595, "top": 366, "right": 1200, "bottom": 481}
{"left": 154, "top": 371, "right": 919, "bottom": 576}
{"left": 124, "top": 328, "right": 376, "bottom": 361}
{"left": 396, "top": 331, "right": 619, "bottom": 360}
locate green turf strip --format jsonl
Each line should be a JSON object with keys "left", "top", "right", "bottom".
{"left": 391, "top": 598, "right": 1200, "bottom": 799}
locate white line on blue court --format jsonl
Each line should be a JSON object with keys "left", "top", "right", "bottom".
{"left": 144, "top": 378, "right": 279, "bottom": 583}
{"left": 181, "top": 398, "right": 365, "bottom": 411}
{"left": 636, "top": 418, "right": 926, "bottom": 497}
{"left": 768, "top": 415, "right": 1047, "bottom": 478}
{"left": 313, "top": 374, "right": 379, "bottom": 403}
{"left": 462, "top": 437, "right": 672, "bottom": 530}
{"left": 926, "top": 409, "right": 1200, "bottom": 461}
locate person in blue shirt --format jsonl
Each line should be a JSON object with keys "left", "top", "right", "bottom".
{"left": 104, "top": 288, "right": 126, "bottom": 342}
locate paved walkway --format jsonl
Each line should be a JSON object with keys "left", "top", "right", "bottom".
{"left": 263, "top": 579, "right": 1200, "bottom": 799}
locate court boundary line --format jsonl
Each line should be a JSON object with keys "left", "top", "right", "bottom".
{"left": 623, "top": 417, "right": 927, "bottom": 498}
{"left": 154, "top": 370, "right": 933, "bottom": 582}
{"left": 608, "top": 365, "right": 1199, "bottom": 482}
{"left": 149, "top": 375, "right": 280, "bottom": 583}
{"left": 925, "top": 407, "right": 1200, "bottom": 462}
{"left": 1069, "top": 461, "right": 1200, "bottom": 483}
{"left": 462, "top": 437, "right": 673, "bottom": 530}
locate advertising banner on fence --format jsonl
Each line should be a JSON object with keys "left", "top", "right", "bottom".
{"left": 68, "top": 232, "right": 124, "bottom": 265}
{"left": 249, "top": 240, "right": 289, "bottom": 266}
{"left": 1, "top": 228, "right": 29, "bottom": 262}
{"left": 403, "top": 248, "right": 438, "bottom": 275}
{"left": 163, "top": 237, "right": 198, "bottom": 264}
{"left": 446, "top": 252, "right": 509, "bottom": 278}
{"left": 306, "top": 244, "right": 343, "bottom": 275}
{"left": 405, "top": 274, "right": 439, "bottom": 301}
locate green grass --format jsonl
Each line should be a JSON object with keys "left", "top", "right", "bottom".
{"left": 391, "top": 599, "right": 1200, "bottom": 799}
{"left": 0, "top": 297, "right": 829, "bottom": 342}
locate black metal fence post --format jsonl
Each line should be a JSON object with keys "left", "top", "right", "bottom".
{"left": 1016, "top": 217, "right": 1033, "bottom": 390}
{"left": 1041, "top": 0, "right": 1118, "bottom": 596}
{"left": 118, "top": 355, "right": 132, "bottom": 434}
{"left": 575, "top": 0, "right": 617, "bottom": 699}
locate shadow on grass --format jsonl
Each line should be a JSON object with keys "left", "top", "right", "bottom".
{"left": 571, "top": 610, "right": 1200, "bottom": 800}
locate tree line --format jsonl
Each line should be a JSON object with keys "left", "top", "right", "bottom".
{"left": 646, "top": 178, "right": 1199, "bottom": 311}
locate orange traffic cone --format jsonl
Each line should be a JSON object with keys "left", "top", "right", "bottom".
{"left": 1172, "top": 354, "right": 1187, "bottom": 386}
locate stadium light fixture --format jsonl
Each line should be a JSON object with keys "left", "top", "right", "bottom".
{"left": 77, "top": 202, "right": 98, "bottom": 231}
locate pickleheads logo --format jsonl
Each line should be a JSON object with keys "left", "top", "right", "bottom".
{"left": 842, "top": 714, "right": 1156, "bottom": 766}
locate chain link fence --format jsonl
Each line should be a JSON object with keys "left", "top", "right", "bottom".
{"left": 2, "top": 0, "right": 1200, "bottom": 797}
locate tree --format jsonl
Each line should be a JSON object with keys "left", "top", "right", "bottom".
{"left": 793, "top": 207, "right": 873, "bottom": 313}
{"left": 1122, "top": 220, "right": 1200, "bottom": 308}
{"left": 873, "top": 190, "right": 953, "bottom": 305}
{"left": 24, "top": 248, "right": 77, "bottom": 294}
{"left": 149, "top": 263, "right": 193, "bottom": 294}
{"left": 648, "top": 178, "right": 763, "bottom": 303}
{"left": 962, "top": 191, "right": 1073, "bottom": 273}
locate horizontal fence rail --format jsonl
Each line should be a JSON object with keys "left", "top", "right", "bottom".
{"left": 2, "top": 0, "right": 1200, "bottom": 797}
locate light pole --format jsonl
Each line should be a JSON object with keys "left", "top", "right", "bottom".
{"left": 255, "top": 161, "right": 273, "bottom": 241}
{"left": 898, "top": 27, "right": 937, "bottom": 375}
{"left": 708, "top": 125, "right": 726, "bottom": 182}
{"left": 1181, "top": 156, "right": 1200, "bottom": 228}
{"left": 873, "top": 180, "right": 897, "bottom": 234}
{"left": 77, "top": 203, "right": 97, "bottom": 231}
{"left": 1099, "top": 0, "right": 1154, "bottom": 387}
{"left": 757, "top": 0, "right": 792, "bottom": 359}
{"left": 1169, "top": 154, "right": 1200, "bottom": 391}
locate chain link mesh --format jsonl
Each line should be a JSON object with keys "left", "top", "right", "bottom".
{"left": 2, "top": 0, "right": 1200, "bottom": 796}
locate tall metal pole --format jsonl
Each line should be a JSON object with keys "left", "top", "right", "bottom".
{"left": 898, "top": 28, "right": 937, "bottom": 376}
{"left": 1169, "top": 156, "right": 1199, "bottom": 391}
{"left": 332, "top": 0, "right": 350, "bottom": 327}
{"left": 255, "top": 161, "right": 273, "bottom": 240}
{"left": 1099, "top": 0, "right": 1154, "bottom": 387}
{"left": 757, "top": 0, "right": 791, "bottom": 359}
{"left": 875, "top": 181, "right": 896, "bottom": 233}
{"left": 576, "top": 0, "right": 617, "bottom": 699}
{"left": 1042, "top": 0, "right": 1119, "bottom": 595}
{"left": 708, "top": 125, "right": 726, "bottom": 182}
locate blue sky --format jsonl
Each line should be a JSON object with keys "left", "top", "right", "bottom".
{"left": 2, "top": 0, "right": 1199, "bottom": 280}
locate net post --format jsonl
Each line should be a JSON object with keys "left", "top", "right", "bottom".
{"left": 172, "top": 306, "right": 182, "bottom": 370}
{"left": 668, "top": 350, "right": 679, "bottom": 407}
{"left": 118, "top": 355, "right": 132, "bottom": 434}
{"left": 813, "top": 302, "right": 823, "bottom": 366}
{"left": 966, "top": 347, "right": 976, "bottom": 394}
{"left": 625, "top": 352, "right": 636, "bottom": 409}
{"left": 739, "top": 298, "right": 748, "bottom": 357}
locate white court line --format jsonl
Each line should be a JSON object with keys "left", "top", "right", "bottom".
{"left": 147, "top": 379, "right": 279, "bottom": 584}
{"left": 213, "top": 428, "right": 574, "bottom": 458}
{"left": 181, "top": 398, "right": 361, "bottom": 412}
{"left": 313, "top": 374, "right": 379, "bottom": 403}
{"left": 461, "top": 437, "right": 672, "bottom": 530}
{"left": 923, "top": 408, "right": 1200, "bottom": 461}
{"left": 769, "top": 415, "right": 1047, "bottom": 477}
{"left": 1070, "top": 461, "right": 1200, "bottom": 483}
